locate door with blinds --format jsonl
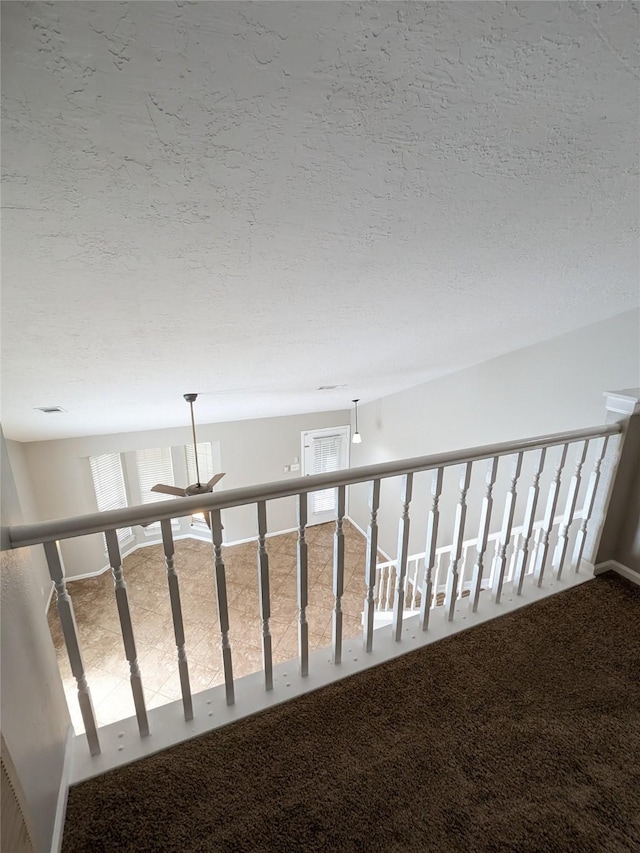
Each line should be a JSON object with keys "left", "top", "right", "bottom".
{"left": 301, "top": 426, "right": 350, "bottom": 525}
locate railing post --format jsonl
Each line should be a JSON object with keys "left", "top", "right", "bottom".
{"left": 553, "top": 441, "right": 588, "bottom": 579}
{"left": 105, "top": 530, "right": 149, "bottom": 737}
{"left": 208, "top": 509, "right": 235, "bottom": 705}
{"left": 256, "top": 501, "right": 273, "bottom": 691}
{"left": 160, "top": 520, "right": 193, "bottom": 721}
{"left": 363, "top": 479, "right": 381, "bottom": 653}
{"left": 492, "top": 453, "right": 524, "bottom": 604}
{"left": 393, "top": 474, "right": 413, "bottom": 640}
{"left": 583, "top": 390, "right": 640, "bottom": 567}
{"left": 512, "top": 448, "right": 546, "bottom": 595}
{"left": 572, "top": 436, "right": 609, "bottom": 572}
{"left": 445, "top": 463, "right": 472, "bottom": 621}
{"left": 43, "top": 540, "right": 100, "bottom": 756}
{"left": 331, "top": 486, "right": 346, "bottom": 664}
{"left": 419, "top": 468, "right": 443, "bottom": 631}
{"left": 470, "top": 458, "right": 498, "bottom": 613}
{"left": 534, "top": 444, "right": 568, "bottom": 587}
{"left": 296, "top": 493, "right": 309, "bottom": 676}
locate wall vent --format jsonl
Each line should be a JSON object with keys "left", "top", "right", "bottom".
{"left": 34, "top": 406, "right": 67, "bottom": 414}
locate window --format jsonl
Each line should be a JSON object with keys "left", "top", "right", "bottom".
{"left": 185, "top": 442, "right": 214, "bottom": 485}
{"left": 136, "top": 447, "right": 175, "bottom": 531}
{"left": 311, "top": 434, "right": 343, "bottom": 514}
{"left": 185, "top": 442, "right": 216, "bottom": 529}
{"left": 89, "top": 453, "right": 133, "bottom": 549}
{"left": 301, "top": 427, "right": 350, "bottom": 524}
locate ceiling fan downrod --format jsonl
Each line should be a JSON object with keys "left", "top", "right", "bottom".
{"left": 184, "top": 393, "right": 201, "bottom": 486}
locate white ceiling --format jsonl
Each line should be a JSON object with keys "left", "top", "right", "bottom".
{"left": 1, "top": 2, "right": 638, "bottom": 442}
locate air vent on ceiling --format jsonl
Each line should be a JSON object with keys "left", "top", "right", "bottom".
{"left": 35, "top": 406, "right": 67, "bottom": 414}
{"left": 316, "top": 385, "right": 347, "bottom": 391}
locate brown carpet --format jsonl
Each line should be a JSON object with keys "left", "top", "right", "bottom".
{"left": 63, "top": 572, "right": 640, "bottom": 853}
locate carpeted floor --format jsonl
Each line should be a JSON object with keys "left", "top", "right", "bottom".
{"left": 63, "top": 572, "right": 640, "bottom": 853}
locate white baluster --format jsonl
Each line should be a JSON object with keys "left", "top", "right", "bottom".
{"left": 434, "top": 552, "right": 443, "bottom": 607}
{"left": 256, "top": 502, "right": 273, "bottom": 690}
{"left": 160, "top": 520, "right": 193, "bottom": 722}
{"left": 459, "top": 544, "right": 470, "bottom": 599}
{"left": 572, "top": 436, "right": 609, "bottom": 572}
{"left": 332, "top": 486, "right": 346, "bottom": 664}
{"left": 393, "top": 474, "right": 414, "bottom": 641}
{"left": 512, "top": 449, "right": 546, "bottom": 596}
{"left": 208, "top": 509, "right": 234, "bottom": 705}
{"left": 409, "top": 559, "right": 419, "bottom": 610}
{"left": 445, "top": 463, "right": 473, "bottom": 621}
{"left": 105, "top": 530, "right": 149, "bottom": 737}
{"left": 385, "top": 564, "right": 394, "bottom": 611}
{"left": 507, "top": 532, "right": 520, "bottom": 583}
{"left": 552, "top": 441, "right": 589, "bottom": 579}
{"left": 296, "top": 493, "right": 309, "bottom": 676}
{"left": 374, "top": 565, "right": 383, "bottom": 610}
{"left": 492, "top": 453, "right": 524, "bottom": 604}
{"left": 363, "top": 479, "right": 381, "bottom": 653}
{"left": 43, "top": 541, "right": 100, "bottom": 756}
{"left": 470, "top": 457, "right": 498, "bottom": 613}
{"left": 419, "top": 468, "right": 443, "bottom": 630}
{"left": 530, "top": 526, "right": 543, "bottom": 578}
{"left": 534, "top": 444, "right": 568, "bottom": 587}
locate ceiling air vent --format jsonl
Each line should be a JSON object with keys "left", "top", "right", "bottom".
{"left": 316, "top": 385, "right": 346, "bottom": 391}
{"left": 35, "top": 406, "right": 67, "bottom": 414}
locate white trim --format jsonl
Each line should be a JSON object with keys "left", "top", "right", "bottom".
{"left": 69, "top": 566, "right": 592, "bottom": 785}
{"left": 345, "top": 515, "right": 393, "bottom": 561}
{"left": 222, "top": 527, "right": 298, "bottom": 547}
{"left": 50, "top": 724, "right": 74, "bottom": 853}
{"left": 593, "top": 560, "right": 640, "bottom": 586}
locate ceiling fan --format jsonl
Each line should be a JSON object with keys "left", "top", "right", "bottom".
{"left": 151, "top": 393, "right": 225, "bottom": 502}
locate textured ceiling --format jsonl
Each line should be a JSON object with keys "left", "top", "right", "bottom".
{"left": 1, "top": 1, "right": 638, "bottom": 441}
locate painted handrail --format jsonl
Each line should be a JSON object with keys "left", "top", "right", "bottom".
{"left": 8, "top": 422, "right": 620, "bottom": 548}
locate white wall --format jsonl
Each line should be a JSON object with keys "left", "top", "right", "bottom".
{"left": 21, "top": 408, "right": 350, "bottom": 578}
{"left": 1, "top": 427, "right": 71, "bottom": 853}
{"left": 349, "top": 309, "right": 640, "bottom": 558}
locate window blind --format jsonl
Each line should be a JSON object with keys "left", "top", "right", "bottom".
{"left": 89, "top": 453, "right": 133, "bottom": 548}
{"left": 185, "top": 442, "right": 214, "bottom": 485}
{"left": 136, "top": 447, "right": 175, "bottom": 503}
{"left": 312, "top": 434, "right": 342, "bottom": 514}
{"left": 136, "top": 447, "right": 176, "bottom": 531}
{"left": 185, "top": 442, "right": 216, "bottom": 527}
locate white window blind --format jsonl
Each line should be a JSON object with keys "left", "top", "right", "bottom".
{"left": 312, "top": 434, "right": 342, "bottom": 514}
{"left": 136, "top": 447, "right": 175, "bottom": 531}
{"left": 136, "top": 447, "right": 175, "bottom": 503}
{"left": 89, "top": 453, "right": 133, "bottom": 548}
{"left": 185, "top": 442, "right": 214, "bottom": 485}
{"left": 185, "top": 442, "right": 216, "bottom": 528}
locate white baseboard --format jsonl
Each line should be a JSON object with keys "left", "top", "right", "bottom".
{"left": 222, "top": 527, "right": 298, "bottom": 547}
{"left": 345, "top": 515, "right": 393, "bottom": 561}
{"left": 50, "top": 724, "right": 74, "bottom": 853}
{"left": 594, "top": 560, "right": 640, "bottom": 586}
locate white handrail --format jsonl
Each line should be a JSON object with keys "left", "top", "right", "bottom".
{"left": 8, "top": 423, "right": 620, "bottom": 548}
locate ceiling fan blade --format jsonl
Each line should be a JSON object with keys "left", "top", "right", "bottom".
{"left": 151, "top": 484, "right": 187, "bottom": 497}
{"left": 207, "top": 472, "right": 226, "bottom": 488}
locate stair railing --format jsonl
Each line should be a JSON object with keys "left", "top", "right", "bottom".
{"left": 7, "top": 412, "right": 630, "bottom": 762}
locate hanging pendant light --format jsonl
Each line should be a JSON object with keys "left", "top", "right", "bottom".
{"left": 352, "top": 398, "right": 362, "bottom": 444}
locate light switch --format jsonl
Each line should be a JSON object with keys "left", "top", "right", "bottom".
{"left": 291, "top": 463, "right": 300, "bottom": 471}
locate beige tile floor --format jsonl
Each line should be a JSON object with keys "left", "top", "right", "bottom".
{"left": 48, "top": 521, "right": 378, "bottom": 734}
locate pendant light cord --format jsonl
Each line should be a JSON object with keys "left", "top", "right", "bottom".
{"left": 189, "top": 399, "right": 201, "bottom": 485}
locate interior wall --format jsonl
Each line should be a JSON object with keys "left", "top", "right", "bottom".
{"left": 20, "top": 408, "right": 350, "bottom": 579}
{"left": 5, "top": 440, "right": 52, "bottom": 607}
{"left": 349, "top": 309, "right": 640, "bottom": 558}
{"left": 1, "top": 426, "right": 71, "bottom": 853}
